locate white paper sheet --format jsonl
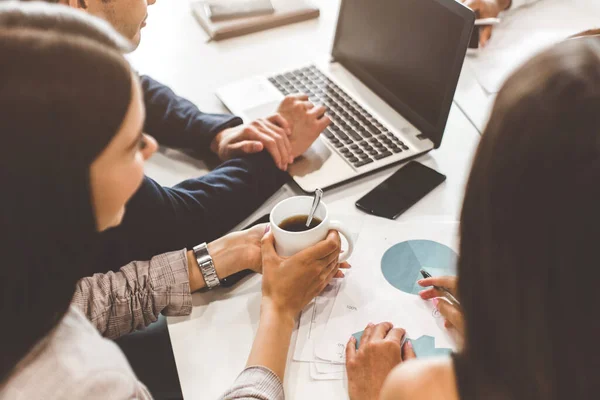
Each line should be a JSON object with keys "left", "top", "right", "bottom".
{"left": 314, "top": 218, "right": 460, "bottom": 363}
{"left": 466, "top": 0, "right": 600, "bottom": 94}
{"left": 309, "top": 362, "right": 345, "bottom": 380}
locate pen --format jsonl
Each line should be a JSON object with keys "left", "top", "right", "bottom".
{"left": 419, "top": 269, "right": 461, "bottom": 307}
{"left": 474, "top": 17, "right": 500, "bottom": 26}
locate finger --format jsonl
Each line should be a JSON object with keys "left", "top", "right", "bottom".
{"left": 308, "top": 105, "right": 327, "bottom": 119}
{"left": 317, "top": 261, "right": 340, "bottom": 291}
{"left": 372, "top": 322, "right": 394, "bottom": 340}
{"left": 435, "top": 298, "right": 464, "bottom": 334}
{"left": 302, "top": 101, "right": 315, "bottom": 110}
{"left": 360, "top": 323, "right": 375, "bottom": 345}
{"left": 227, "top": 140, "right": 264, "bottom": 157}
{"left": 333, "top": 270, "right": 345, "bottom": 278}
{"left": 259, "top": 122, "right": 290, "bottom": 171}
{"left": 401, "top": 339, "right": 417, "bottom": 360}
{"left": 385, "top": 327, "right": 406, "bottom": 344}
{"left": 255, "top": 130, "right": 284, "bottom": 170}
{"left": 316, "top": 115, "right": 332, "bottom": 131}
{"left": 260, "top": 231, "right": 279, "bottom": 262}
{"left": 265, "top": 121, "right": 293, "bottom": 164}
{"left": 267, "top": 113, "right": 291, "bottom": 134}
{"left": 292, "top": 94, "right": 310, "bottom": 101}
{"left": 444, "top": 319, "right": 454, "bottom": 329}
{"left": 480, "top": 26, "right": 492, "bottom": 47}
{"left": 417, "top": 276, "right": 457, "bottom": 294}
{"left": 346, "top": 336, "right": 357, "bottom": 360}
{"left": 418, "top": 288, "right": 445, "bottom": 300}
{"left": 295, "top": 230, "right": 341, "bottom": 263}
{"left": 338, "top": 262, "right": 351, "bottom": 269}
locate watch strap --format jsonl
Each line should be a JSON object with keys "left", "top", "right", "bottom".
{"left": 193, "top": 243, "right": 220, "bottom": 289}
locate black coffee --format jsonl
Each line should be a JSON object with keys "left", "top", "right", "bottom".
{"left": 279, "top": 215, "right": 323, "bottom": 232}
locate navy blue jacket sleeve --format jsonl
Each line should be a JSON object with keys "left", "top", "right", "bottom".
{"left": 140, "top": 75, "right": 243, "bottom": 152}
{"left": 98, "top": 151, "right": 290, "bottom": 271}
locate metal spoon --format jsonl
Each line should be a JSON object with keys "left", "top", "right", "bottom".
{"left": 306, "top": 188, "right": 323, "bottom": 227}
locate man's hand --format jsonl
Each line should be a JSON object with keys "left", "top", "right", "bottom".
{"left": 277, "top": 94, "right": 331, "bottom": 159}
{"left": 462, "top": 0, "right": 511, "bottom": 47}
{"left": 346, "top": 323, "right": 416, "bottom": 400}
{"left": 211, "top": 114, "right": 294, "bottom": 170}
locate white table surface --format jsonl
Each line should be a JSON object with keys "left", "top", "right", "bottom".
{"left": 128, "top": 1, "right": 481, "bottom": 398}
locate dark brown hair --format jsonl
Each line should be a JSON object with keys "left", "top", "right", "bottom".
{"left": 458, "top": 38, "right": 600, "bottom": 399}
{"left": 0, "top": 2, "right": 134, "bottom": 382}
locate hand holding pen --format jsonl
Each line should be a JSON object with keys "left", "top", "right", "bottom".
{"left": 417, "top": 270, "right": 465, "bottom": 336}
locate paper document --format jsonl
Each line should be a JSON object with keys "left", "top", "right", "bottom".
{"left": 315, "top": 218, "right": 460, "bottom": 363}
{"left": 466, "top": 0, "right": 600, "bottom": 94}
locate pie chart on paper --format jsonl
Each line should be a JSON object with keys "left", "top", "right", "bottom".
{"left": 380, "top": 240, "right": 457, "bottom": 295}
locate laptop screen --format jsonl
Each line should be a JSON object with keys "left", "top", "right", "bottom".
{"left": 331, "top": 0, "right": 474, "bottom": 147}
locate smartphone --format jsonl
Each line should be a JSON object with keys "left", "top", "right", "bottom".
{"left": 355, "top": 161, "right": 446, "bottom": 220}
{"left": 219, "top": 213, "right": 270, "bottom": 287}
{"left": 205, "top": 0, "right": 275, "bottom": 22}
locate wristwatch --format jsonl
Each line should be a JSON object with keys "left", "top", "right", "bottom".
{"left": 193, "top": 243, "right": 220, "bottom": 289}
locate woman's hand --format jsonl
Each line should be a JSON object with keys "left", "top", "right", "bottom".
{"left": 243, "top": 228, "right": 350, "bottom": 381}
{"left": 418, "top": 276, "right": 464, "bottom": 335}
{"left": 260, "top": 228, "right": 350, "bottom": 320}
{"left": 346, "top": 322, "right": 415, "bottom": 400}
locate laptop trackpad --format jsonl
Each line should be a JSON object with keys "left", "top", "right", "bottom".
{"left": 243, "top": 100, "right": 282, "bottom": 120}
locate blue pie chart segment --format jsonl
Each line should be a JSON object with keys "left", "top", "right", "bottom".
{"left": 381, "top": 240, "right": 458, "bottom": 295}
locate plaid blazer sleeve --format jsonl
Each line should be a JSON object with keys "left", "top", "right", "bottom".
{"left": 71, "top": 249, "right": 193, "bottom": 339}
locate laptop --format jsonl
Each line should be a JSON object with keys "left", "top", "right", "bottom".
{"left": 217, "top": 0, "right": 475, "bottom": 192}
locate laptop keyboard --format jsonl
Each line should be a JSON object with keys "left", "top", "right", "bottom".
{"left": 268, "top": 65, "right": 410, "bottom": 169}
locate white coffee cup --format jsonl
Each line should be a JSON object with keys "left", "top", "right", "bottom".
{"left": 269, "top": 196, "right": 354, "bottom": 262}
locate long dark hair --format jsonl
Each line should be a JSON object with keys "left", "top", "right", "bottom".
{"left": 0, "top": 2, "right": 134, "bottom": 382}
{"left": 458, "top": 38, "right": 600, "bottom": 399}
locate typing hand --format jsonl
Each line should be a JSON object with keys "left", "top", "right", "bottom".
{"left": 277, "top": 94, "right": 331, "bottom": 159}
{"left": 210, "top": 114, "right": 293, "bottom": 170}
{"left": 418, "top": 276, "right": 465, "bottom": 336}
{"left": 260, "top": 229, "right": 349, "bottom": 319}
{"left": 346, "top": 322, "right": 416, "bottom": 400}
{"left": 462, "top": 0, "right": 510, "bottom": 47}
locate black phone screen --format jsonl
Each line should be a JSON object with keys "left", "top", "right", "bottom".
{"left": 355, "top": 162, "right": 446, "bottom": 219}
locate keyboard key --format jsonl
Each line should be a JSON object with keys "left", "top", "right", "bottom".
{"left": 340, "top": 148, "right": 350, "bottom": 154}
{"left": 349, "top": 156, "right": 359, "bottom": 163}
{"left": 391, "top": 147, "right": 403, "bottom": 153}
{"left": 346, "top": 130, "right": 362, "bottom": 141}
{"left": 402, "top": 145, "right": 409, "bottom": 150}
{"left": 350, "top": 144, "right": 358, "bottom": 150}
{"left": 354, "top": 158, "right": 374, "bottom": 167}
{"left": 334, "top": 141, "right": 344, "bottom": 148}
{"left": 358, "top": 153, "right": 370, "bottom": 159}
{"left": 368, "top": 150, "right": 378, "bottom": 156}
{"left": 343, "top": 151, "right": 354, "bottom": 158}
{"left": 335, "top": 131, "right": 349, "bottom": 141}
{"left": 323, "top": 129, "right": 334, "bottom": 139}
{"left": 374, "top": 151, "right": 393, "bottom": 160}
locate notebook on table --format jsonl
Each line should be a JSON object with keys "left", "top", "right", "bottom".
{"left": 191, "top": 0, "right": 320, "bottom": 41}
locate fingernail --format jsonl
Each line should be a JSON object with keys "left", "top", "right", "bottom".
{"left": 367, "top": 323, "right": 374, "bottom": 328}
{"left": 432, "top": 298, "right": 439, "bottom": 308}
{"left": 349, "top": 336, "right": 356, "bottom": 343}
{"left": 417, "top": 279, "right": 424, "bottom": 285}
{"left": 289, "top": 156, "right": 294, "bottom": 163}
{"left": 264, "top": 225, "right": 271, "bottom": 234}
{"left": 407, "top": 339, "right": 413, "bottom": 348}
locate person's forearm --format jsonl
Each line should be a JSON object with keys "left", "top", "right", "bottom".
{"left": 245, "top": 302, "right": 296, "bottom": 381}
